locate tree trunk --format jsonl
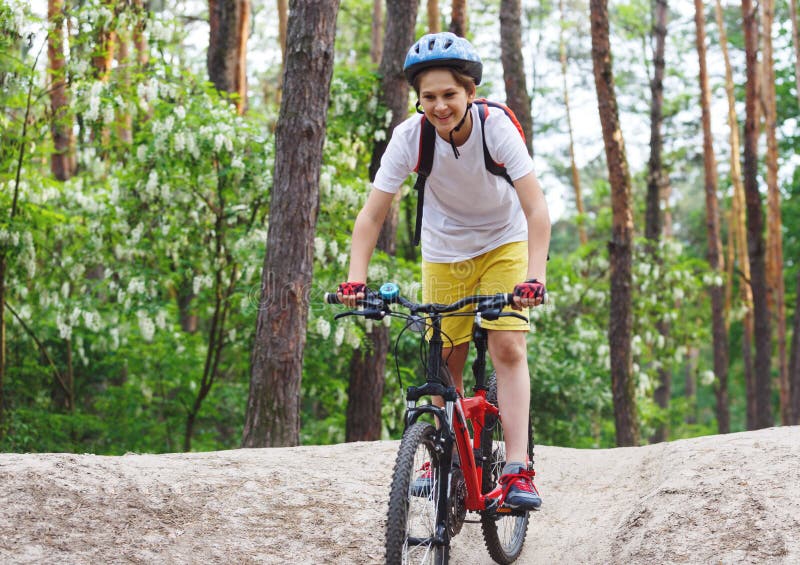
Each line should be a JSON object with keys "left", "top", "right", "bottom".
{"left": 242, "top": 0, "right": 340, "bottom": 447}
{"left": 500, "top": 0, "right": 533, "bottom": 155}
{"left": 590, "top": 0, "right": 639, "bottom": 447}
{"left": 48, "top": 0, "right": 75, "bottom": 180}
{"left": 741, "top": 0, "right": 773, "bottom": 429}
{"left": 685, "top": 345, "right": 699, "bottom": 425}
{"left": 791, "top": 0, "right": 800, "bottom": 425}
{"left": 715, "top": 0, "right": 755, "bottom": 427}
{"left": 761, "top": 0, "right": 788, "bottom": 425}
{"left": 347, "top": 0, "right": 418, "bottom": 442}
{"left": 133, "top": 0, "right": 149, "bottom": 67}
{"left": 92, "top": 2, "right": 116, "bottom": 80}
{"left": 346, "top": 326, "right": 389, "bottom": 442}
{"left": 559, "top": 0, "right": 586, "bottom": 246}
{"left": 789, "top": 269, "right": 800, "bottom": 424}
{"left": 791, "top": 0, "right": 800, "bottom": 108}
{"left": 647, "top": 0, "right": 672, "bottom": 444}
{"left": 428, "top": 0, "right": 441, "bottom": 33}
{"left": 0, "top": 254, "right": 6, "bottom": 435}
{"left": 370, "top": 0, "right": 383, "bottom": 65}
{"left": 450, "top": 0, "right": 467, "bottom": 37}
{"left": 116, "top": 30, "right": 133, "bottom": 145}
{"left": 276, "top": 0, "right": 288, "bottom": 104}
{"left": 645, "top": 0, "right": 667, "bottom": 244}
{"left": 694, "top": 0, "right": 729, "bottom": 434}
{"left": 207, "top": 0, "right": 250, "bottom": 114}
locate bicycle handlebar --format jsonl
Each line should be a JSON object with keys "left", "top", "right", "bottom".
{"left": 324, "top": 284, "right": 528, "bottom": 323}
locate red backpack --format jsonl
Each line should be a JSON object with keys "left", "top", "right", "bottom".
{"left": 411, "top": 98, "right": 527, "bottom": 246}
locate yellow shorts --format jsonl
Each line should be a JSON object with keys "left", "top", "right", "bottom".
{"left": 421, "top": 241, "right": 529, "bottom": 347}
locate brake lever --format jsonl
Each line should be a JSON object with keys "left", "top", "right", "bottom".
{"left": 334, "top": 308, "right": 386, "bottom": 321}
{"left": 500, "top": 312, "right": 529, "bottom": 323}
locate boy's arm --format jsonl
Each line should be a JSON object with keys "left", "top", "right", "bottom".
{"left": 513, "top": 171, "right": 551, "bottom": 307}
{"left": 345, "top": 187, "right": 396, "bottom": 284}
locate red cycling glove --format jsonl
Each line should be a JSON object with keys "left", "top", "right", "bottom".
{"left": 338, "top": 281, "right": 366, "bottom": 296}
{"left": 513, "top": 278, "right": 546, "bottom": 300}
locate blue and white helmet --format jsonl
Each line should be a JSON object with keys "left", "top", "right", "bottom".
{"left": 403, "top": 32, "right": 483, "bottom": 86}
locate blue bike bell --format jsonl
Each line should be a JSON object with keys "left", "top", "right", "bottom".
{"left": 379, "top": 282, "right": 400, "bottom": 301}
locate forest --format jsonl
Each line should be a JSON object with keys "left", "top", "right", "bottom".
{"left": 0, "top": 0, "right": 798, "bottom": 455}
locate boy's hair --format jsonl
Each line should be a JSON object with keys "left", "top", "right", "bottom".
{"left": 412, "top": 67, "right": 477, "bottom": 97}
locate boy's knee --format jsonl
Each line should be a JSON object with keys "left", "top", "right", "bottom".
{"left": 488, "top": 332, "right": 527, "bottom": 366}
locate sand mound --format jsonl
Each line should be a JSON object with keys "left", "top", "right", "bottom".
{"left": 1, "top": 426, "right": 798, "bottom": 564}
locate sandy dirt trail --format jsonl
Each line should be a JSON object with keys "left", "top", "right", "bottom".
{"left": 1, "top": 426, "right": 799, "bottom": 564}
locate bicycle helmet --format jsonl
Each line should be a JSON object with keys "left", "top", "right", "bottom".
{"left": 403, "top": 32, "right": 483, "bottom": 86}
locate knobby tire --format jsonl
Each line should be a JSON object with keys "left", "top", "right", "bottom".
{"left": 386, "top": 421, "right": 449, "bottom": 564}
{"left": 480, "top": 375, "right": 532, "bottom": 564}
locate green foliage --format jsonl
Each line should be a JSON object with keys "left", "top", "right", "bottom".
{"left": 1, "top": 4, "right": 271, "bottom": 453}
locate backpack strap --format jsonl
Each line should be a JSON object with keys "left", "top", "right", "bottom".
{"left": 476, "top": 101, "right": 515, "bottom": 187}
{"left": 412, "top": 116, "right": 437, "bottom": 246}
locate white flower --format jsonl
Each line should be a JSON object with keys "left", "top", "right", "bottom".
{"left": 319, "top": 170, "right": 332, "bottom": 194}
{"left": 146, "top": 78, "right": 159, "bottom": 101}
{"left": 85, "top": 82, "right": 103, "bottom": 121}
{"left": 193, "top": 274, "right": 212, "bottom": 295}
{"left": 128, "top": 222, "right": 143, "bottom": 245}
{"left": 83, "top": 310, "right": 102, "bottom": 332}
{"left": 316, "top": 318, "right": 331, "bottom": 340}
{"left": 109, "top": 327, "right": 119, "bottom": 350}
{"left": 137, "top": 310, "right": 155, "bottom": 342}
{"left": 174, "top": 132, "right": 186, "bottom": 152}
{"left": 700, "top": 370, "right": 716, "bottom": 386}
{"left": 345, "top": 326, "right": 361, "bottom": 349}
{"left": 56, "top": 312, "right": 72, "bottom": 339}
{"left": 314, "top": 237, "right": 326, "bottom": 262}
{"left": 102, "top": 103, "right": 115, "bottom": 124}
{"left": 72, "top": 58, "right": 89, "bottom": 77}
{"left": 155, "top": 309, "right": 167, "bottom": 330}
{"left": 334, "top": 325, "right": 345, "bottom": 347}
{"left": 127, "top": 277, "right": 145, "bottom": 295}
{"left": 145, "top": 170, "right": 158, "bottom": 197}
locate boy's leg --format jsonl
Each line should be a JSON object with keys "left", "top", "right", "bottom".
{"left": 442, "top": 342, "right": 469, "bottom": 395}
{"left": 486, "top": 329, "right": 530, "bottom": 464}
{"left": 489, "top": 329, "right": 542, "bottom": 510}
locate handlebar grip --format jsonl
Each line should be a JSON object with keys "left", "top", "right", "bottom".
{"left": 324, "top": 292, "right": 341, "bottom": 304}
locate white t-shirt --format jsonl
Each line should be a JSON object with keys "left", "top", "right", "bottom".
{"left": 372, "top": 103, "right": 535, "bottom": 263}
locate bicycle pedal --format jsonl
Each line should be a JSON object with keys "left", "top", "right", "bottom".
{"left": 483, "top": 498, "right": 499, "bottom": 513}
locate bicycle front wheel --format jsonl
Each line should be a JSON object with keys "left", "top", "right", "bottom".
{"left": 480, "top": 375, "right": 532, "bottom": 564}
{"left": 386, "top": 421, "right": 448, "bottom": 565}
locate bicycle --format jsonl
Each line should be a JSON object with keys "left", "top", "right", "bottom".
{"left": 326, "top": 282, "right": 537, "bottom": 564}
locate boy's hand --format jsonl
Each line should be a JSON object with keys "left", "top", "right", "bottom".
{"left": 337, "top": 281, "right": 366, "bottom": 308}
{"left": 512, "top": 278, "right": 546, "bottom": 309}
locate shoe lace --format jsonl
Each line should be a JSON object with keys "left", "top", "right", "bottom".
{"left": 498, "top": 469, "right": 538, "bottom": 501}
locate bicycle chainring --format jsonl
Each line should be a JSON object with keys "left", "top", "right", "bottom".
{"left": 447, "top": 467, "right": 467, "bottom": 537}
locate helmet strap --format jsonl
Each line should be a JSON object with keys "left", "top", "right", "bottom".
{"left": 448, "top": 102, "right": 472, "bottom": 159}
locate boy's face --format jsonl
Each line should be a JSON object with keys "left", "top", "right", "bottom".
{"left": 417, "top": 68, "right": 476, "bottom": 137}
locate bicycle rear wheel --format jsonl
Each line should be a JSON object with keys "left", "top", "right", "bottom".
{"left": 386, "top": 421, "right": 449, "bottom": 564}
{"left": 480, "top": 375, "right": 532, "bottom": 564}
